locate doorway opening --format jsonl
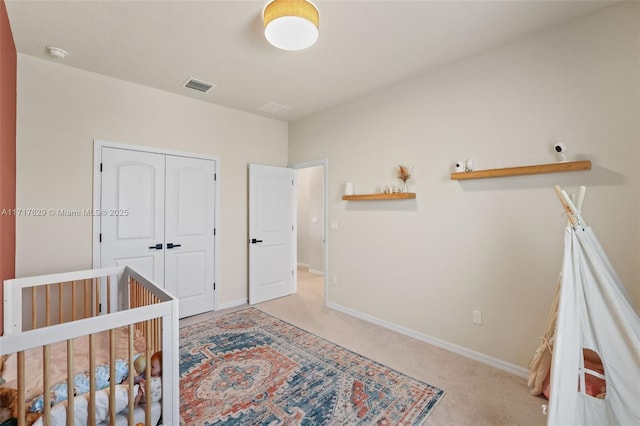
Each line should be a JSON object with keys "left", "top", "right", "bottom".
{"left": 292, "top": 160, "right": 328, "bottom": 305}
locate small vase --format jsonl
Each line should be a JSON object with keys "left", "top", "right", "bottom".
{"left": 402, "top": 181, "right": 408, "bottom": 193}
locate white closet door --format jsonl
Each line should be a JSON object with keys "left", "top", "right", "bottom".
{"left": 100, "top": 148, "right": 166, "bottom": 286}
{"left": 164, "top": 155, "right": 216, "bottom": 317}
{"left": 100, "top": 147, "right": 216, "bottom": 318}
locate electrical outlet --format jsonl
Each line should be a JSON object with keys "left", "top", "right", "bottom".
{"left": 332, "top": 275, "right": 338, "bottom": 286}
{"left": 473, "top": 310, "right": 482, "bottom": 325}
{"left": 330, "top": 220, "right": 338, "bottom": 231}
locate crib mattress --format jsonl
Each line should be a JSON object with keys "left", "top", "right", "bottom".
{"left": 29, "top": 383, "right": 161, "bottom": 426}
{"left": 0, "top": 326, "right": 146, "bottom": 403}
{"left": 100, "top": 402, "right": 162, "bottom": 426}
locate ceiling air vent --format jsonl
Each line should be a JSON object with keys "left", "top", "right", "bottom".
{"left": 258, "top": 101, "right": 290, "bottom": 115}
{"left": 184, "top": 78, "right": 214, "bottom": 93}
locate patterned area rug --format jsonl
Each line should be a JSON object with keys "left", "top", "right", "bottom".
{"left": 179, "top": 308, "right": 445, "bottom": 425}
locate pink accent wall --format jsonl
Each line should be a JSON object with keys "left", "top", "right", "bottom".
{"left": 0, "top": 0, "right": 17, "bottom": 335}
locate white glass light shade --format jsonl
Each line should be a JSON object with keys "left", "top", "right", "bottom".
{"left": 264, "top": 0, "right": 319, "bottom": 51}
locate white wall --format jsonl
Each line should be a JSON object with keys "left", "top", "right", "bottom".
{"left": 15, "top": 55, "right": 288, "bottom": 305}
{"left": 289, "top": 2, "right": 640, "bottom": 369}
{"left": 296, "top": 166, "right": 325, "bottom": 273}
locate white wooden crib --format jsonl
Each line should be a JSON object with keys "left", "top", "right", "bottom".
{"left": 0, "top": 266, "right": 179, "bottom": 426}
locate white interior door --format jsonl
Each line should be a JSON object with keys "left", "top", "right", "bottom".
{"left": 164, "top": 155, "right": 216, "bottom": 317}
{"left": 100, "top": 148, "right": 165, "bottom": 285}
{"left": 249, "top": 164, "right": 295, "bottom": 305}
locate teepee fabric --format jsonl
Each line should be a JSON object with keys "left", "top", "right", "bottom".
{"left": 548, "top": 225, "right": 640, "bottom": 426}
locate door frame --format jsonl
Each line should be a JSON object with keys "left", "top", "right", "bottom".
{"left": 290, "top": 159, "right": 329, "bottom": 305}
{"left": 92, "top": 139, "right": 221, "bottom": 311}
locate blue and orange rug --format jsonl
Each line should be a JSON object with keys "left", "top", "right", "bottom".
{"left": 179, "top": 308, "right": 445, "bottom": 425}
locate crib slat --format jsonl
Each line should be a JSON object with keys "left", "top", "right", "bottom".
{"left": 153, "top": 318, "right": 157, "bottom": 354}
{"left": 72, "top": 280, "right": 77, "bottom": 321}
{"left": 156, "top": 294, "right": 161, "bottom": 351}
{"left": 46, "top": 285, "right": 51, "bottom": 327}
{"left": 58, "top": 282, "right": 63, "bottom": 324}
{"left": 97, "top": 278, "right": 100, "bottom": 316}
{"left": 43, "top": 344, "right": 51, "bottom": 425}
{"left": 107, "top": 275, "right": 111, "bottom": 314}
{"left": 17, "top": 351, "right": 25, "bottom": 426}
{"left": 129, "top": 277, "right": 134, "bottom": 308}
{"left": 89, "top": 333, "right": 96, "bottom": 426}
{"left": 134, "top": 279, "right": 143, "bottom": 336}
{"left": 109, "top": 328, "right": 116, "bottom": 425}
{"left": 31, "top": 286, "right": 37, "bottom": 330}
{"left": 145, "top": 320, "right": 152, "bottom": 426}
{"left": 128, "top": 324, "right": 135, "bottom": 426}
{"left": 67, "top": 339, "right": 74, "bottom": 426}
{"left": 133, "top": 277, "right": 138, "bottom": 308}
{"left": 85, "top": 279, "right": 91, "bottom": 319}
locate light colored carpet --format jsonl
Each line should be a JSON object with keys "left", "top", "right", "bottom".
{"left": 181, "top": 268, "right": 547, "bottom": 425}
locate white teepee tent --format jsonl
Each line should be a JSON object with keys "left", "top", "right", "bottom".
{"left": 535, "top": 186, "right": 640, "bottom": 426}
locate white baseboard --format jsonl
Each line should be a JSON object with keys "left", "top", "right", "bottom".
{"left": 297, "top": 262, "right": 310, "bottom": 268}
{"left": 218, "top": 298, "right": 247, "bottom": 310}
{"left": 308, "top": 269, "right": 323, "bottom": 275}
{"left": 327, "top": 301, "right": 528, "bottom": 379}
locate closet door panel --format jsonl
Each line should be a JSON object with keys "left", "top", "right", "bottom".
{"left": 100, "top": 148, "right": 165, "bottom": 286}
{"left": 164, "top": 155, "right": 216, "bottom": 317}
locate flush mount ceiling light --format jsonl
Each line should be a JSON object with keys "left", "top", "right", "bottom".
{"left": 264, "top": 0, "right": 319, "bottom": 51}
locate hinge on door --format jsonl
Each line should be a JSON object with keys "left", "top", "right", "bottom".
{"left": 292, "top": 270, "right": 294, "bottom": 276}
{"left": 292, "top": 180, "right": 294, "bottom": 185}
{"left": 213, "top": 282, "right": 216, "bottom": 290}
{"left": 214, "top": 173, "right": 217, "bottom": 181}
{"left": 99, "top": 233, "right": 102, "bottom": 243}
{"left": 100, "top": 163, "right": 103, "bottom": 172}
{"left": 214, "top": 228, "right": 216, "bottom": 236}
{"left": 99, "top": 303, "right": 102, "bottom": 313}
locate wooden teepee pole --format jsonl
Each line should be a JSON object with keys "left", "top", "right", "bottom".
{"left": 554, "top": 185, "right": 586, "bottom": 227}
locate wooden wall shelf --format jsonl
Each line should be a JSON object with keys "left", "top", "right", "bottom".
{"left": 450, "top": 160, "right": 591, "bottom": 180}
{"left": 342, "top": 193, "right": 416, "bottom": 201}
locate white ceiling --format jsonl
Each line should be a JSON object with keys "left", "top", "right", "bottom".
{"left": 5, "top": 0, "right": 615, "bottom": 122}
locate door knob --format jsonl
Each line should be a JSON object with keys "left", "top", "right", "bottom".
{"left": 250, "top": 239, "right": 263, "bottom": 244}
{"left": 167, "top": 243, "right": 182, "bottom": 249}
{"left": 148, "top": 243, "right": 163, "bottom": 250}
